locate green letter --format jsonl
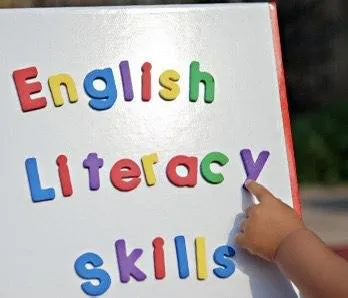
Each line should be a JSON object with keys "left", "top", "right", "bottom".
{"left": 189, "top": 61, "right": 215, "bottom": 103}
{"left": 200, "top": 152, "right": 229, "bottom": 184}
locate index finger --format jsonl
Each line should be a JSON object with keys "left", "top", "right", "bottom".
{"left": 235, "top": 233, "right": 247, "bottom": 248}
{"left": 244, "top": 180, "right": 274, "bottom": 203}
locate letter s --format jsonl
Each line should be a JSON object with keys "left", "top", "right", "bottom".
{"left": 159, "top": 70, "right": 180, "bottom": 101}
{"left": 74, "top": 252, "right": 111, "bottom": 296}
{"left": 213, "top": 245, "right": 235, "bottom": 278}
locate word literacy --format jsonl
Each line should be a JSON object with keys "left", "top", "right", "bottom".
{"left": 12, "top": 61, "right": 215, "bottom": 112}
{"left": 74, "top": 236, "right": 236, "bottom": 296}
{"left": 25, "top": 149, "right": 270, "bottom": 203}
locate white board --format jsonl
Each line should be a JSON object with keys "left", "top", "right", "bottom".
{"left": 0, "top": 3, "right": 301, "bottom": 297}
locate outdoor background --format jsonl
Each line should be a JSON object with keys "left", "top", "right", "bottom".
{"left": 1, "top": 0, "right": 348, "bottom": 255}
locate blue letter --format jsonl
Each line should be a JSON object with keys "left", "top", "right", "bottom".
{"left": 174, "top": 236, "right": 189, "bottom": 278}
{"left": 74, "top": 252, "right": 111, "bottom": 296}
{"left": 25, "top": 158, "right": 55, "bottom": 202}
{"left": 213, "top": 245, "right": 235, "bottom": 278}
{"left": 84, "top": 68, "right": 117, "bottom": 110}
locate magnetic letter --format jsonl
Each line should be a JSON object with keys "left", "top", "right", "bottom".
{"left": 189, "top": 61, "right": 215, "bottom": 103}
{"left": 48, "top": 73, "right": 78, "bottom": 107}
{"left": 83, "top": 153, "right": 104, "bottom": 191}
{"left": 56, "top": 154, "right": 73, "bottom": 197}
{"left": 115, "top": 239, "right": 147, "bottom": 283}
{"left": 141, "top": 62, "right": 152, "bottom": 101}
{"left": 174, "top": 236, "right": 189, "bottom": 279}
{"left": 119, "top": 61, "right": 134, "bottom": 101}
{"left": 240, "top": 149, "right": 270, "bottom": 185}
{"left": 13, "top": 67, "right": 47, "bottom": 112}
{"left": 213, "top": 245, "right": 236, "bottom": 278}
{"left": 200, "top": 152, "right": 229, "bottom": 184}
{"left": 25, "top": 158, "right": 55, "bottom": 203}
{"left": 153, "top": 237, "right": 166, "bottom": 280}
{"left": 84, "top": 68, "right": 117, "bottom": 110}
{"left": 159, "top": 70, "right": 180, "bottom": 101}
{"left": 141, "top": 153, "right": 158, "bottom": 186}
{"left": 110, "top": 159, "right": 141, "bottom": 191}
{"left": 166, "top": 155, "right": 198, "bottom": 187}
{"left": 74, "top": 252, "right": 111, "bottom": 296}
{"left": 195, "top": 237, "right": 208, "bottom": 280}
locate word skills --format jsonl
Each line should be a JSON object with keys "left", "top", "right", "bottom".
{"left": 74, "top": 236, "right": 236, "bottom": 296}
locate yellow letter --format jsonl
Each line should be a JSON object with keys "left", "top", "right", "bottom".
{"left": 195, "top": 237, "right": 208, "bottom": 280}
{"left": 48, "top": 73, "right": 78, "bottom": 107}
{"left": 159, "top": 70, "right": 180, "bottom": 101}
{"left": 141, "top": 153, "right": 159, "bottom": 186}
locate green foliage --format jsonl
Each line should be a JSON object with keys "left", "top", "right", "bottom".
{"left": 292, "top": 101, "right": 348, "bottom": 183}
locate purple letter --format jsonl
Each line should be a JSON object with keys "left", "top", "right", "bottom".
{"left": 119, "top": 61, "right": 134, "bottom": 101}
{"left": 240, "top": 149, "right": 270, "bottom": 186}
{"left": 83, "top": 153, "right": 104, "bottom": 191}
{"left": 115, "top": 239, "right": 146, "bottom": 283}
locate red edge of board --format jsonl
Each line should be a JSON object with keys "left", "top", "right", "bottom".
{"left": 269, "top": 3, "right": 302, "bottom": 216}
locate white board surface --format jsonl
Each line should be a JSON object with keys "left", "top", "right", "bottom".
{"left": 0, "top": 3, "right": 300, "bottom": 298}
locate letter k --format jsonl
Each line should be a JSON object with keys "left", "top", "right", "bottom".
{"left": 115, "top": 239, "right": 147, "bottom": 283}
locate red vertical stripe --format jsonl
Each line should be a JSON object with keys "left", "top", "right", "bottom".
{"left": 269, "top": 2, "right": 302, "bottom": 216}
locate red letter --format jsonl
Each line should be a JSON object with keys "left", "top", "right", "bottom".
{"left": 110, "top": 159, "right": 141, "bottom": 191}
{"left": 166, "top": 155, "right": 198, "bottom": 187}
{"left": 13, "top": 67, "right": 47, "bottom": 112}
{"left": 56, "top": 154, "right": 73, "bottom": 197}
{"left": 153, "top": 237, "right": 166, "bottom": 280}
{"left": 141, "top": 62, "right": 152, "bottom": 101}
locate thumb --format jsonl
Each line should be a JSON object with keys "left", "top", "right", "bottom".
{"left": 244, "top": 180, "right": 274, "bottom": 203}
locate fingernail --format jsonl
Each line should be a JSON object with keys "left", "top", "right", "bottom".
{"left": 243, "top": 179, "right": 253, "bottom": 190}
{"left": 244, "top": 179, "right": 252, "bottom": 186}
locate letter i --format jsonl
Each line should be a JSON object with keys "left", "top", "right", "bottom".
{"left": 195, "top": 237, "right": 208, "bottom": 280}
{"left": 153, "top": 237, "right": 166, "bottom": 280}
{"left": 56, "top": 154, "right": 73, "bottom": 197}
{"left": 174, "top": 236, "right": 189, "bottom": 279}
{"left": 141, "top": 62, "right": 152, "bottom": 101}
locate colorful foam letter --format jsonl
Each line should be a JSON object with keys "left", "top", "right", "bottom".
{"left": 141, "top": 153, "right": 158, "bottom": 186}
{"left": 200, "top": 152, "right": 229, "bottom": 184}
{"left": 115, "top": 239, "right": 147, "bottom": 283}
{"left": 48, "top": 73, "right": 78, "bottom": 107}
{"left": 56, "top": 154, "right": 73, "bottom": 197}
{"left": 25, "top": 158, "right": 55, "bottom": 203}
{"left": 153, "top": 237, "right": 166, "bottom": 280}
{"left": 74, "top": 252, "right": 111, "bottom": 296}
{"left": 159, "top": 70, "right": 180, "bottom": 101}
{"left": 13, "top": 67, "right": 47, "bottom": 112}
{"left": 174, "top": 236, "right": 189, "bottom": 279}
{"left": 240, "top": 149, "right": 270, "bottom": 186}
{"left": 83, "top": 153, "right": 104, "bottom": 191}
{"left": 166, "top": 155, "right": 198, "bottom": 187}
{"left": 213, "top": 245, "right": 236, "bottom": 278}
{"left": 84, "top": 68, "right": 117, "bottom": 110}
{"left": 119, "top": 61, "right": 134, "bottom": 101}
{"left": 141, "top": 62, "right": 152, "bottom": 101}
{"left": 110, "top": 159, "right": 141, "bottom": 191}
{"left": 189, "top": 61, "right": 215, "bottom": 103}
{"left": 195, "top": 237, "right": 208, "bottom": 280}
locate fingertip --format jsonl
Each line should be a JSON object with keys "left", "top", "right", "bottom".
{"left": 235, "top": 233, "right": 245, "bottom": 247}
{"left": 235, "top": 234, "right": 241, "bottom": 245}
{"left": 244, "top": 179, "right": 254, "bottom": 190}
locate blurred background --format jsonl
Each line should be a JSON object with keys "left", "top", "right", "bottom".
{"left": 1, "top": 0, "right": 348, "bottom": 256}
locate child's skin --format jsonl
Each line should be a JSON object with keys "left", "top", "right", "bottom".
{"left": 236, "top": 180, "right": 348, "bottom": 298}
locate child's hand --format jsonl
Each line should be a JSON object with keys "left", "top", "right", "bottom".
{"left": 235, "top": 180, "right": 305, "bottom": 262}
